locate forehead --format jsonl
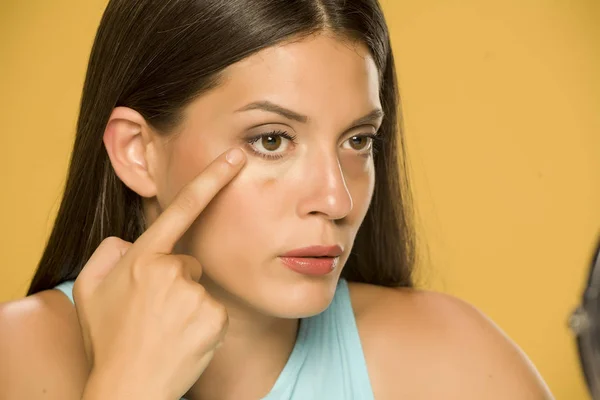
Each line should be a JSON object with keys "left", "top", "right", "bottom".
{"left": 207, "top": 34, "right": 381, "bottom": 118}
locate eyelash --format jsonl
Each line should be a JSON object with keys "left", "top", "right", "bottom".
{"left": 245, "top": 130, "right": 383, "bottom": 161}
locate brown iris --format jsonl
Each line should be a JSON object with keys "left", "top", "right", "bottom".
{"left": 262, "top": 135, "right": 282, "bottom": 151}
{"left": 348, "top": 136, "right": 369, "bottom": 150}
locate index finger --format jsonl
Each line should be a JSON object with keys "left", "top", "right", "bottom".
{"left": 132, "top": 147, "right": 246, "bottom": 256}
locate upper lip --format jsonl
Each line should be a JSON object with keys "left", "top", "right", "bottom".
{"left": 281, "top": 245, "right": 344, "bottom": 258}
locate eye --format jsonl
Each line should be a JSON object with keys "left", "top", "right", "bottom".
{"left": 246, "top": 130, "right": 297, "bottom": 160}
{"left": 342, "top": 134, "right": 379, "bottom": 153}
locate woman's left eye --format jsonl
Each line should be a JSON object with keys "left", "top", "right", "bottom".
{"left": 342, "top": 134, "right": 377, "bottom": 152}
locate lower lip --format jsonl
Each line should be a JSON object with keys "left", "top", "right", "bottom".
{"left": 279, "top": 257, "right": 337, "bottom": 276}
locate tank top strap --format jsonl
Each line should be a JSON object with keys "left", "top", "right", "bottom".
{"left": 54, "top": 280, "right": 76, "bottom": 304}
{"left": 326, "top": 279, "right": 374, "bottom": 398}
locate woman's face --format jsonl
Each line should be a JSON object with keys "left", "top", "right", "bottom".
{"left": 150, "top": 34, "right": 382, "bottom": 317}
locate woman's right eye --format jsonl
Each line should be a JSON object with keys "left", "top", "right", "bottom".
{"left": 246, "top": 130, "right": 297, "bottom": 160}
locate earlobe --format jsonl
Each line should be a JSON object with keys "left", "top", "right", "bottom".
{"left": 103, "top": 107, "right": 158, "bottom": 198}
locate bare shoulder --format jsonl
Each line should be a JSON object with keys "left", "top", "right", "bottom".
{"left": 347, "top": 282, "right": 554, "bottom": 400}
{"left": 0, "top": 289, "right": 88, "bottom": 399}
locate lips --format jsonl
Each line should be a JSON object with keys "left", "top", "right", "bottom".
{"left": 280, "top": 245, "right": 343, "bottom": 258}
{"left": 279, "top": 245, "right": 344, "bottom": 276}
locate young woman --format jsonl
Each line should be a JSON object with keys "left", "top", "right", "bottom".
{"left": 0, "top": 1, "right": 554, "bottom": 399}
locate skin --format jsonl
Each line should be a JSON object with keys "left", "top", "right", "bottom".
{"left": 0, "top": 33, "right": 554, "bottom": 399}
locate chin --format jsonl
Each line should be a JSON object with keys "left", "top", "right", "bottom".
{"left": 256, "top": 272, "right": 342, "bottom": 319}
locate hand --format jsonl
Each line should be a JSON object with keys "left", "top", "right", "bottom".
{"left": 74, "top": 148, "right": 246, "bottom": 400}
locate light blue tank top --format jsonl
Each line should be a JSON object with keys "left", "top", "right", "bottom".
{"left": 53, "top": 279, "right": 375, "bottom": 399}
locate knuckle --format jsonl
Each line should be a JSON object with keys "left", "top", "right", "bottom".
{"left": 173, "top": 189, "right": 200, "bottom": 214}
{"left": 101, "top": 236, "right": 121, "bottom": 247}
{"left": 99, "top": 236, "right": 131, "bottom": 258}
{"left": 130, "top": 256, "right": 187, "bottom": 285}
{"left": 162, "top": 258, "right": 186, "bottom": 280}
{"left": 182, "top": 255, "right": 203, "bottom": 279}
{"left": 100, "top": 236, "right": 126, "bottom": 251}
{"left": 209, "top": 302, "right": 229, "bottom": 332}
{"left": 190, "top": 285, "right": 207, "bottom": 306}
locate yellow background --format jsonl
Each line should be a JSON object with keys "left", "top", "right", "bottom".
{"left": 0, "top": 1, "right": 598, "bottom": 398}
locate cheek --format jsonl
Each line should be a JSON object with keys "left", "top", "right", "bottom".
{"left": 183, "top": 166, "right": 289, "bottom": 270}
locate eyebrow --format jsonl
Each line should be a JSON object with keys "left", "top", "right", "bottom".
{"left": 235, "top": 100, "right": 385, "bottom": 128}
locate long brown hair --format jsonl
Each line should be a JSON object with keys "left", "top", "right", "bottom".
{"left": 28, "top": 0, "right": 416, "bottom": 295}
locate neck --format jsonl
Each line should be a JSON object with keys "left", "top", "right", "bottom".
{"left": 185, "top": 277, "right": 300, "bottom": 400}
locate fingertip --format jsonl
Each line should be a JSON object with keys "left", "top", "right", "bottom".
{"left": 225, "top": 148, "right": 246, "bottom": 166}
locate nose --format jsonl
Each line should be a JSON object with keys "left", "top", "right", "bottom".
{"left": 296, "top": 152, "right": 353, "bottom": 221}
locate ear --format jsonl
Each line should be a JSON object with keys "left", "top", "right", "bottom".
{"left": 103, "top": 107, "right": 158, "bottom": 198}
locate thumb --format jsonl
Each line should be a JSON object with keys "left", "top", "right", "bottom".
{"left": 73, "top": 236, "right": 132, "bottom": 304}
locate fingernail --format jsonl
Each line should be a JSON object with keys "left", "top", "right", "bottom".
{"left": 226, "top": 148, "right": 244, "bottom": 165}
